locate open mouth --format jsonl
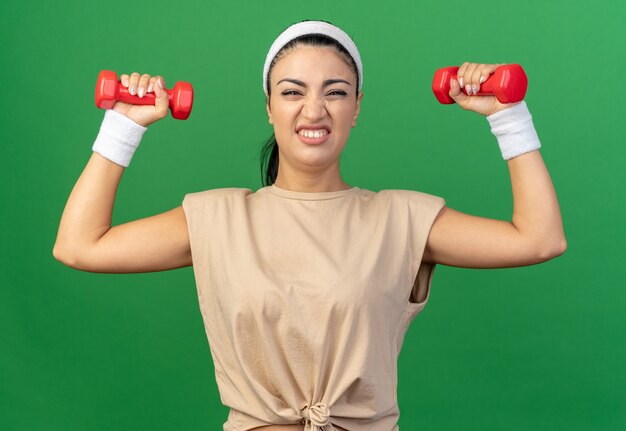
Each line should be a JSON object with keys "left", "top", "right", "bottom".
{"left": 296, "top": 125, "right": 332, "bottom": 145}
{"left": 297, "top": 129, "right": 331, "bottom": 145}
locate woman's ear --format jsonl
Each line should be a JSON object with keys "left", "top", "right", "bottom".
{"left": 266, "top": 95, "right": 273, "bottom": 125}
{"left": 352, "top": 91, "right": 363, "bottom": 127}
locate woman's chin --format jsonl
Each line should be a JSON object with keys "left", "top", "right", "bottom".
{"left": 277, "top": 139, "right": 345, "bottom": 170}
{"left": 293, "top": 148, "right": 341, "bottom": 168}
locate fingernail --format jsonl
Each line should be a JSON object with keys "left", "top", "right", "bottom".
{"left": 147, "top": 84, "right": 153, "bottom": 93}
{"left": 138, "top": 87, "right": 145, "bottom": 98}
{"left": 472, "top": 84, "right": 478, "bottom": 95}
{"left": 459, "top": 77, "right": 464, "bottom": 88}
{"left": 130, "top": 86, "right": 136, "bottom": 95}
{"left": 479, "top": 76, "right": 485, "bottom": 84}
{"left": 466, "top": 84, "right": 471, "bottom": 95}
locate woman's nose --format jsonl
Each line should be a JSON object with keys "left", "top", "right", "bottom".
{"left": 302, "top": 96, "right": 326, "bottom": 119}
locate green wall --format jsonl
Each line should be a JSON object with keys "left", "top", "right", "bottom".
{"left": 1, "top": 0, "right": 624, "bottom": 429}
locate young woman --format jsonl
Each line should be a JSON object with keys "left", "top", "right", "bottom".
{"left": 54, "top": 20, "right": 566, "bottom": 431}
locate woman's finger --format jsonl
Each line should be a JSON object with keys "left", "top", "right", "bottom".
{"left": 120, "top": 74, "right": 130, "bottom": 88}
{"left": 128, "top": 72, "right": 141, "bottom": 96}
{"left": 468, "top": 64, "right": 484, "bottom": 94}
{"left": 477, "top": 64, "right": 502, "bottom": 92}
{"left": 457, "top": 62, "right": 470, "bottom": 89}
{"left": 147, "top": 76, "right": 158, "bottom": 93}
{"left": 153, "top": 76, "right": 169, "bottom": 119}
{"left": 137, "top": 73, "right": 151, "bottom": 98}
{"left": 448, "top": 76, "right": 470, "bottom": 105}
{"left": 462, "top": 63, "right": 479, "bottom": 95}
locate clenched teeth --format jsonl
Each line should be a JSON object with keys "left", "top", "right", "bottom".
{"left": 298, "top": 129, "right": 328, "bottom": 138}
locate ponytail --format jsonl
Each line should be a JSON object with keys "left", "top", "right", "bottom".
{"left": 260, "top": 133, "right": 279, "bottom": 186}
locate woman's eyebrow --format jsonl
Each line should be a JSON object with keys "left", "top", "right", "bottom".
{"left": 277, "top": 78, "right": 351, "bottom": 87}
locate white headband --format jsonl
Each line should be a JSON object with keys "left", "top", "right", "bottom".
{"left": 262, "top": 20, "right": 363, "bottom": 95}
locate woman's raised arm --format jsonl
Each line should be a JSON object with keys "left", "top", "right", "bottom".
{"left": 423, "top": 62, "right": 567, "bottom": 268}
{"left": 53, "top": 153, "right": 191, "bottom": 273}
{"left": 424, "top": 150, "right": 566, "bottom": 268}
{"left": 53, "top": 73, "right": 192, "bottom": 273}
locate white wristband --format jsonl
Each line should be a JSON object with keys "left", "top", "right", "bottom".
{"left": 486, "top": 101, "right": 541, "bottom": 160}
{"left": 92, "top": 109, "right": 147, "bottom": 167}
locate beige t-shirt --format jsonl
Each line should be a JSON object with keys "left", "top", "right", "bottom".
{"left": 182, "top": 184, "right": 446, "bottom": 431}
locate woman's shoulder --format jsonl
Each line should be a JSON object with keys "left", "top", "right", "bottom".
{"left": 182, "top": 187, "right": 254, "bottom": 207}
{"left": 360, "top": 188, "right": 445, "bottom": 205}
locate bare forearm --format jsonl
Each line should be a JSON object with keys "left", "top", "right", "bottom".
{"left": 54, "top": 153, "right": 124, "bottom": 257}
{"left": 508, "top": 150, "right": 566, "bottom": 255}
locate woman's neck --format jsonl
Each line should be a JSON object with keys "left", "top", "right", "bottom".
{"left": 273, "top": 164, "right": 351, "bottom": 193}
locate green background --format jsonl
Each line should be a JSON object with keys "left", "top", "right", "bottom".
{"left": 1, "top": 0, "right": 624, "bottom": 429}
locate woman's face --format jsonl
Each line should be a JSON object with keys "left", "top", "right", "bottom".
{"left": 266, "top": 45, "right": 363, "bottom": 173}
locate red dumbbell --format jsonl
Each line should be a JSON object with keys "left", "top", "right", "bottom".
{"left": 432, "top": 64, "right": 527, "bottom": 104}
{"left": 94, "top": 70, "right": 194, "bottom": 120}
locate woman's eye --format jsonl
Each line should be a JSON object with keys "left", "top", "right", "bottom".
{"left": 280, "top": 90, "right": 347, "bottom": 97}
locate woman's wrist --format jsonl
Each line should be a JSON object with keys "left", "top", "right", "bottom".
{"left": 486, "top": 101, "right": 541, "bottom": 160}
{"left": 92, "top": 109, "right": 147, "bottom": 167}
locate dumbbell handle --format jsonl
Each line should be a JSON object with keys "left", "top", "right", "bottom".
{"left": 432, "top": 64, "right": 527, "bottom": 104}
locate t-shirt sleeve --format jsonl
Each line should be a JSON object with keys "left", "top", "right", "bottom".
{"left": 182, "top": 190, "right": 216, "bottom": 273}
{"left": 181, "top": 188, "right": 252, "bottom": 270}
{"left": 404, "top": 190, "right": 446, "bottom": 316}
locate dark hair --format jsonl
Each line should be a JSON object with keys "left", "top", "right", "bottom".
{"left": 260, "top": 23, "right": 361, "bottom": 186}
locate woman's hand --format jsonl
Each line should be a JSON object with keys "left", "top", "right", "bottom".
{"left": 449, "top": 62, "right": 521, "bottom": 116}
{"left": 112, "top": 72, "right": 169, "bottom": 127}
